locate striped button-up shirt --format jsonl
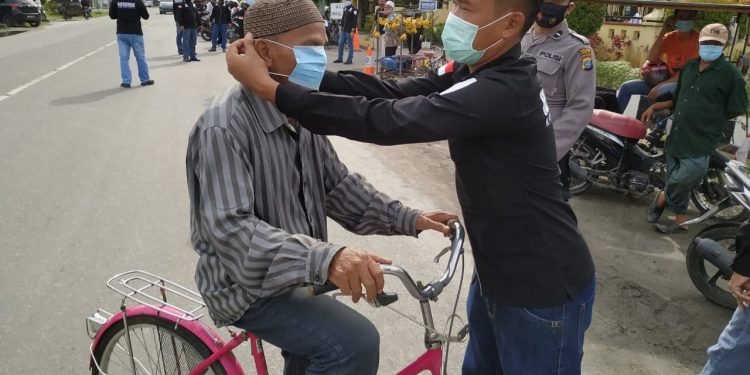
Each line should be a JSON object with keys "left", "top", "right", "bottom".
{"left": 186, "top": 86, "right": 420, "bottom": 326}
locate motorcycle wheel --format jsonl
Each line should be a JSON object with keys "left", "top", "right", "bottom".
{"left": 568, "top": 137, "right": 599, "bottom": 195}
{"left": 691, "top": 169, "right": 750, "bottom": 222}
{"left": 686, "top": 222, "right": 739, "bottom": 309}
{"left": 200, "top": 28, "right": 212, "bottom": 41}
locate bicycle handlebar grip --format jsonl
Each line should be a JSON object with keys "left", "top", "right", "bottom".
{"left": 308, "top": 282, "right": 339, "bottom": 296}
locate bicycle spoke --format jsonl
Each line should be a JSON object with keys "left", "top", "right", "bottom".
{"left": 135, "top": 327, "right": 159, "bottom": 374}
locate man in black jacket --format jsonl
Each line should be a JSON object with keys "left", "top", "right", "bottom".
{"left": 227, "top": 0, "right": 596, "bottom": 372}
{"left": 699, "top": 224, "right": 750, "bottom": 374}
{"left": 175, "top": 0, "right": 200, "bottom": 62}
{"left": 109, "top": 0, "right": 154, "bottom": 88}
{"left": 333, "top": 1, "right": 357, "bottom": 64}
{"left": 209, "top": 0, "right": 230, "bottom": 52}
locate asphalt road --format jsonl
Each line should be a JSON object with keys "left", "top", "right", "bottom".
{"left": 0, "top": 10, "right": 736, "bottom": 375}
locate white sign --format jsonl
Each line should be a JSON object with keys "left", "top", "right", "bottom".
{"left": 330, "top": 3, "right": 346, "bottom": 20}
{"left": 419, "top": 0, "right": 437, "bottom": 11}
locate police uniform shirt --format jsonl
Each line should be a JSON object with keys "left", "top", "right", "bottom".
{"left": 341, "top": 4, "right": 358, "bottom": 33}
{"left": 521, "top": 20, "right": 596, "bottom": 161}
{"left": 273, "top": 45, "right": 595, "bottom": 309}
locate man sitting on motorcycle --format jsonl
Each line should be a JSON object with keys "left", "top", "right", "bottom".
{"left": 643, "top": 23, "right": 748, "bottom": 233}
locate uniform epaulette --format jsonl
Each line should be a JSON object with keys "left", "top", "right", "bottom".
{"left": 569, "top": 30, "right": 590, "bottom": 45}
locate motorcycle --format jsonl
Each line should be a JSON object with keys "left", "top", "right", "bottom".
{"left": 326, "top": 19, "right": 341, "bottom": 46}
{"left": 568, "top": 109, "right": 667, "bottom": 197}
{"left": 198, "top": 13, "right": 212, "bottom": 42}
{"left": 684, "top": 159, "right": 750, "bottom": 308}
{"left": 82, "top": 6, "right": 92, "bottom": 19}
{"left": 227, "top": 12, "right": 242, "bottom": 43}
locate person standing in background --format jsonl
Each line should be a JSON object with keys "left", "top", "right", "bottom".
{"left": 175, "top": 0, "right": 200, "bottom": 62}
{"left": 333, "top": 0, "right": 358, "bottom": 64}
{"left": 521, "top": 0, "right": 596, "bottom": 199}
{"left": 381, "top": 1, "right": 398, "bottom": 57}
{"left": 109, "top": 0, "right": 154, "bottom": 88}
{"left": 174, "top": 0, "right": 184, "bottom": 55}
{"left": 209, "top": 0, "right": 230, "bottom": 52}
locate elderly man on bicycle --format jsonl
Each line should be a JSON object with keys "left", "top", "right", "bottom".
{"left": 185, "top": 0, "right": 456, "bottom": 374}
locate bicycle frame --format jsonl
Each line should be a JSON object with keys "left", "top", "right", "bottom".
{"left": 88, "top": 222, "right": 466, "bottom": 375}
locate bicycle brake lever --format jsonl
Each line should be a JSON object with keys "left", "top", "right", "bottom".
{"left": 434, "top": 246, "right": 451, "bottom": 263}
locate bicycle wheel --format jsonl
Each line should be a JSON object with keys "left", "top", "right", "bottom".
{"left": 91, "top": 314, "right": 228, "bottom": 375}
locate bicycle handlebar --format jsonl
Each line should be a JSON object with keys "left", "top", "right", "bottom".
{"left": 309, "top": 220, "right": 465, "bottom": 302}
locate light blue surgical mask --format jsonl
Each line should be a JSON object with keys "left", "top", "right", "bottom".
{"left": 675, "top": 20, "right": 694, "bottom": 33}
{"left": 265, "top": 39, "right": 327, "bottom": 90}
{"left": 699, "top": 44, "right": 724, "bottom": 62}
{"left": 442, "top": 11, "right": 511, "bottom": 65}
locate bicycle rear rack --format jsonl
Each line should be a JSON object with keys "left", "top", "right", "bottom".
{"left": 106, "top": 270, "right": 207, "bottom": 322}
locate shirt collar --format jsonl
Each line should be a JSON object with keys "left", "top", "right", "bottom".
{"left": 241, "top": 85, "right": 289, "bottom": 133}
{"left": 528, "top": 20, "right": 569, "bottom": 44}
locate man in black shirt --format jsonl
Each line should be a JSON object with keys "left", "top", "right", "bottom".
{"left": 175, "top": 0, "right": 200, "bottom": 62}
{"left": 333, "top": 1, "right": 358, "bottom": 64}
{"left": 109, "top": 0, "right": 154, "bottom": 88}
{"left": 227, "top": 0, "right": 595, "bottom": 372}
{"left": 209, "top": 0, "right": 230, "bottom": 52}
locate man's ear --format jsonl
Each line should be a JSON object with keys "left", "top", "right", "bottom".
{"left": 254, "top": 39, "right": 274, "bottom": 69}
{"left": 500, "top": 11, "right": 526, "bottom": 39}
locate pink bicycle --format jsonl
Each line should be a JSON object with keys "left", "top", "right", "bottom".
{"left": 86, "top": 221, "right": 468, "bottom": 375}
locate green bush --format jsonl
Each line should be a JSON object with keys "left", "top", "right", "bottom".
{"left": 427, "top": 22, "right": 444, "bottom": 45}
{"left": 363, "top": 14, "right": 375, "bottom": 34}
{"left": 596, "top": 60, "right": 639, "bottom": 89}
{"left": 567, "top": 2, "right": 606, "bottom": 37}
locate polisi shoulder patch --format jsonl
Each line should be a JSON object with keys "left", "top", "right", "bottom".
{"left": 579, "top": 47, "right": 593, "bottom": 71}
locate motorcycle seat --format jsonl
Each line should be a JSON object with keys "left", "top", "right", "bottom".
{"left": 589, "top": 109, "right": 646, "bottom": 140}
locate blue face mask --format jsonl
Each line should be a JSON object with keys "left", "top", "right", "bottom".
{"left": 675, "top": 20, "right": 694, "bottom": 33}
{"left": 442, "top": 11, "right": 511, "bottom": 65}
{"left": 265, "top": 40, "right": 327, "bottom": 90}
{"left": 699, "top": 44, "right": 724, "bottom": 62}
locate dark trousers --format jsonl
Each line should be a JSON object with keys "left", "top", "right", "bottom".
{"left": 559, "top": 152, "right": 572, "bottom": 201}
{"left": 181, "top": 28, "right": 197, "bottom": 60}
{"left": 337, "top": 31, "right": 354, "bottom": 62}
{"left": 175, "top": 20, "right": 183, "bottom": 54}
{"left": 231, "top": 288, "right": 379, "bottom": 375}
{"left": 211, "top": 22, "right": 228, "bottom": 50}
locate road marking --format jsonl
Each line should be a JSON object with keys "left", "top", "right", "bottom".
{"left": 3, "top": 41, "right": 116, "bottom": 100}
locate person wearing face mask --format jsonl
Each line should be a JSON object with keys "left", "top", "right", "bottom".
{"left": 521, "top": 0, "right": 595, "bottom": 200}
{"left": 226, "top": 0, "right": 596, "bottom": 372}
{"left": 185, "top": 0, "right": 458, "bottom": 373}
{"left": 642, "top": 23, "right": 748, "bottom": 234}
{"left": 616, "top": 9, "right": 699, "bottom": 113}
{"left": 381, "top": 1, "right": 399, "bottom": 57}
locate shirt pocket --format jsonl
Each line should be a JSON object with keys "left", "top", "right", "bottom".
{"left": 536, "top": 58, "right": 562, "bottom": 98}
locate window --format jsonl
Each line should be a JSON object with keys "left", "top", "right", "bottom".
{"left": 634, "top": 31, "right": 640, "bottom": 40}
{"left": 620, "top": 30, "right": 627, "bottom": 38}
{"left": 608, "top": 29, "right": 615, "bottom": 38}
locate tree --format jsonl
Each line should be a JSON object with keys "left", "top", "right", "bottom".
{"left": 567, "top": 2, "right": 606, "bottom": 37}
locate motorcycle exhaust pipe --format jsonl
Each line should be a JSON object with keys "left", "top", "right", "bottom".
{"left": 693, "top": 237, "right": 736, "bottom": 279}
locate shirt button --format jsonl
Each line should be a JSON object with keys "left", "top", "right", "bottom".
{"left": 314, "top": 274, "right": 321, "bottom": 282}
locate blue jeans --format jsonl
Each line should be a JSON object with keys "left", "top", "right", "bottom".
{"left": 231, "top": 287, "right": 379, "bottom": 375}
{"left": 462, "top": 277, "right": 595, "bottom": 374}
{"left": 616, "top": 79, "right": 677, "bottom": 113}
{"left": 211, "top": 22, "right": 228, "bottom": 50}
{"left": 116, "top": 33, "right": 149, "bottom": 85}
{"left": 175, "top": 20, "right": 183, "bottom": 54}
{"left": 182, "top": 28, "right": 197, "bottom": 60}
{"left": 700, "top": 307, "right": 750, "bottom": 374}
{"left": 337, "top": 31, "right": 354, "bottom": 62}
{"left": 665, "top": 154, "right": 710, "bottom": 215}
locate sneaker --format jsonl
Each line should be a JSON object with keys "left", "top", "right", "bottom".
{"left": 141, "top": 80, "right": 155, "bottom": 86}
{"left": 208, "top": 47, "right": 216, "bottom": 52}
{"left": 646, "top": 190, "right": 665, "bottom": 223}
{"left": 222, "top": 49, "right": 226, "bottom": 53}
{"left": 333, "top": 59, "right": 343, "bottom": 63}
{"left": 655, "top": 220, "right": 688, "bottom": 234}
{"left": 343, "top": 60, "right": 353, "bottom": 65}
{"left": 189, "top": 57, "right": 201, "bottom": 62}
{"left": 183, "top": 58, "right": 190, "bottom": 62}
{"left": 178, "top": 51, "right": 183, "bottom": 55}
{"left": 120, "top": 83, "right": 131, "bottom": 88}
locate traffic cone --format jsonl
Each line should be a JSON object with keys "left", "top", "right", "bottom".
{"left": 363, "top": 46, "right": 375, "bottom": 75}
{"left": 353, "top": 28, "right": 360, "bottom": 50}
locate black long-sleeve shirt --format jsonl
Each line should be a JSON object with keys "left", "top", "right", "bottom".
{"left": 341, "top": 5, "right": 358, "bottom": 33}
{"left": 274, "top": 45, "right": 595, "bottom": 308}
{"left": 210, "top": 3, "right": 230, "bottom": 24}
{"left": 109, "top": 0, "right": 149, "bottom": 35}
{"left": 175, "top": 0, "right": 198, "bottom": 29}
{"left": 734, "top": 224, "right": 750, "bottom": 276}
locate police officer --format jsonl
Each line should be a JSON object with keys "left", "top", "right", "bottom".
{"left": 227, "top": 0, "right": 595, "bottom": 372}
{"left": 521, "top": 0, "right": 595, "bottom": 198}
